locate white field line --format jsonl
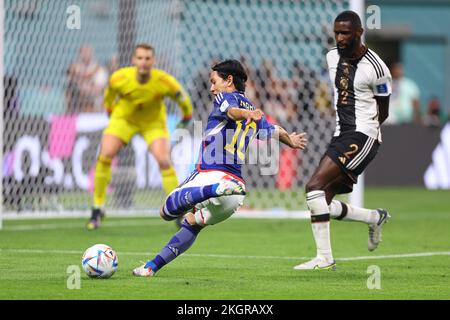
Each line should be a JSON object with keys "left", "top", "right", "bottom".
{"left": 0, "top": 248, "right": 449, "bottom": 262}
{"left": 1, "top": 210, "right": 310, "bottom": 220}
{"left": 0, "top": 220, "right": 164, "bottom": 231}
{"left": 337, "top": 252, "right": 450, "bottom": 261}
{"left": 0, "top": 215, "right": 307, "bottom": 231}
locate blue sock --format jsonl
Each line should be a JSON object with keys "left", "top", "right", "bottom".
{"left": 163, "top": 184, "right": 219, "bottom": 216}
{"left": 145, "top": 219, "right": 201, "bottom": 272}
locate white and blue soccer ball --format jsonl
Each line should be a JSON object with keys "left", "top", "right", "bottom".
{"left": 82, "top": 244, "right": 118, "bottom": 278}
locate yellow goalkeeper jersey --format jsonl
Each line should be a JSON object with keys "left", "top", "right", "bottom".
{"left": 104, "top": 66, "right": 192, "bottom": 126}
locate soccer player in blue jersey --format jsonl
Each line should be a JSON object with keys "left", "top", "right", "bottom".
{"left": 132, "top": 59, "right": 307, "bottom": 277}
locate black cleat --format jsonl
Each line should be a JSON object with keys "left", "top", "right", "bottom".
{"left": 86, "top": 208, "right": 105, "bottom": 231}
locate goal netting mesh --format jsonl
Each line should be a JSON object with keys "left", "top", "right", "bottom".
{"left": 2, "top": 0, "right": 354, "bottom": 218}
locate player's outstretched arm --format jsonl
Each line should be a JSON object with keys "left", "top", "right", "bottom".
{"left": 103, "top": 72, "right": 121, "bottom": 116}
{"left": 174, "top": 87, "right": 194, "bottom": 128}
{"left": 163, "top": 74, "right": 194, "bottom": 128}
{"left": 227, "top": 107, "right": 263, "bottom": 123}
{"left": 103, "top": 87, "right": 116, "bottom": 116}
{"left": 273, "top": 125, "right": 307, "bottom": 150}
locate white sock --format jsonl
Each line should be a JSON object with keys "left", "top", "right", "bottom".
{"left": 329, "top": 200, "right": 378, "bottom": 224}
{"left": 306, "top": 191, "right": 333, "bottom": 261}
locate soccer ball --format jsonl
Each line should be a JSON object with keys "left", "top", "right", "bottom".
{"left": 81, "top": 244, "right": 118, "bottom": 278}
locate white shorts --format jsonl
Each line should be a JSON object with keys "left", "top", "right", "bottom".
{"left": 177, "top": 170, "right": 245, "bottom": 226}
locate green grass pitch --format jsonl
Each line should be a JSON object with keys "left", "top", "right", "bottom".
{"left": 0, "top": 187, "right": 449, "bottom": 300}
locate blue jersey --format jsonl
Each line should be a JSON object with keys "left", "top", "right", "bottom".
{"left": 197, "top": 91, "right": 275, "bottom": 180}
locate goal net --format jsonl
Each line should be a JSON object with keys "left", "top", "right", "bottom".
{"left": 2, "top": 0, "right": 361, "bottom": 219}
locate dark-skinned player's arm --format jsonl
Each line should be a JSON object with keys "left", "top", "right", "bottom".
{"left": 375, "top": 95, "right": 390, "bottom": 125}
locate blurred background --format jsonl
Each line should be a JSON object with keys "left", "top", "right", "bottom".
{"left": 2, "top": 0, "right": 449, "bottom": 216}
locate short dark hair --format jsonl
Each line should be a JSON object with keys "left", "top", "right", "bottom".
{"left": 212, "top": 59, "right": 248, "bottom": 92}
{"left": 335, "top": 10, "right": 362, "bottom": 28}
{"left": 134, "top": 43, "right": 154, "bottom": 54}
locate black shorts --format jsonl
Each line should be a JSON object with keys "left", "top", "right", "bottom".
{"left": 325, "top": 131, "right": 379, "bottom": 193}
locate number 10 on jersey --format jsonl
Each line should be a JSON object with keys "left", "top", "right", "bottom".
{"left": 224, "top": 121, "right": 257, "bottom": 161}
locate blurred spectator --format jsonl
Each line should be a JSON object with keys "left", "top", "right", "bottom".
{"left": 65, "top": 45, "right": 108, "bottom": 113}
{"left": 106, "top": 54, "right": 120, "bottom": 77}
{"left": 256, "top": 59, "right": 282, "bottom": 101}
{"left": 290, "top": 61, "right": 317, "bottom": 122}
{"left": 314, "top": 66, "right": 335, "bottom": 117}
{"left": 190, "top": 58, "right": 220, "bottom": 124}
{"left": 239, "top": 55, "right": 261, "bottom": 109}
{"left": 422, "top": 96, "right": 443, "bottom": 127}
{"left": 385, "top": 62, "right": 421, "bottom": 125}
{"left": 245, "top": 76, "right": 259, "bottom": 108}
{"left": 255, "top": 59, "right": 287, "bottom": 123}
{"left": 275, "top": 79, "right": 297, "bottom": 124}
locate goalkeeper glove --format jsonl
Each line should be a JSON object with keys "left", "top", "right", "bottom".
{"left": 176, "top": 115, "right": 193, "bottom": 129}
{"left": 105, "top": 106, "right": 113, "bottom": 118}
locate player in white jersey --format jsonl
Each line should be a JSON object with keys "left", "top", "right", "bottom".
{"left": 294, "top": 11, "right": 392, "bottom": 270}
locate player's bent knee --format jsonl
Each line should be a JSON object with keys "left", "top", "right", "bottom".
{"left": 306, "top": 179, "right": 325, "bottom": 193}
{"left": 159, "top": 207, "right": 176, "bottom": 221}
{"left": 184, "top": 213, "right": 204, "bottom": 232}
{"left": 185, "top": 213, "right": 197, "bottom": 225}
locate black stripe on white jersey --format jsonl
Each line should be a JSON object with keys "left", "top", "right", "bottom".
{"left": 365, "top": 51, "right": 384, "bottom": 79}
{"left": 367, "top": 51, "right": 384, "bottom": 77}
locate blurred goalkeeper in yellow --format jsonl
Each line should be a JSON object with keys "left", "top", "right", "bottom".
{"left": 87, "top": 43, "right": 193, "bottom": 230}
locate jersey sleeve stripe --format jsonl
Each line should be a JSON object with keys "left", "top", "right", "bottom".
{"left": 367, "top": 51, "right": 384, "bottom": 76}
{"left": 206, "top": 119, "right": 228, "bottom": 136}
{"left": 366, "top": 51, "right": 384, "bottom": 78}
{"left": 368, "top": 51, "right": 384, "bottom": 76}
{"left": 365, "top": 54, "right": 381, "bottom": 78}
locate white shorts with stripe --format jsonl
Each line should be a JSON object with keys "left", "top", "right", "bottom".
{"left": 177, "top": 170, "right": 245, "bottom": 226}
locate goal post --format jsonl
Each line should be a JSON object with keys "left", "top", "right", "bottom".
{"left": 1, "top": 0, "right": 366, "bottom": 221}
{"left": 0, "top": 0, "right": 4, "bottom": 229}
{"left": 349, "top": 0, "right": 365, "bottom": 208}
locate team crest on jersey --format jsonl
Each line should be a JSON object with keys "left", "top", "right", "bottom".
{"left": 339, "top": 77, "right": 349, "bottom": 90}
